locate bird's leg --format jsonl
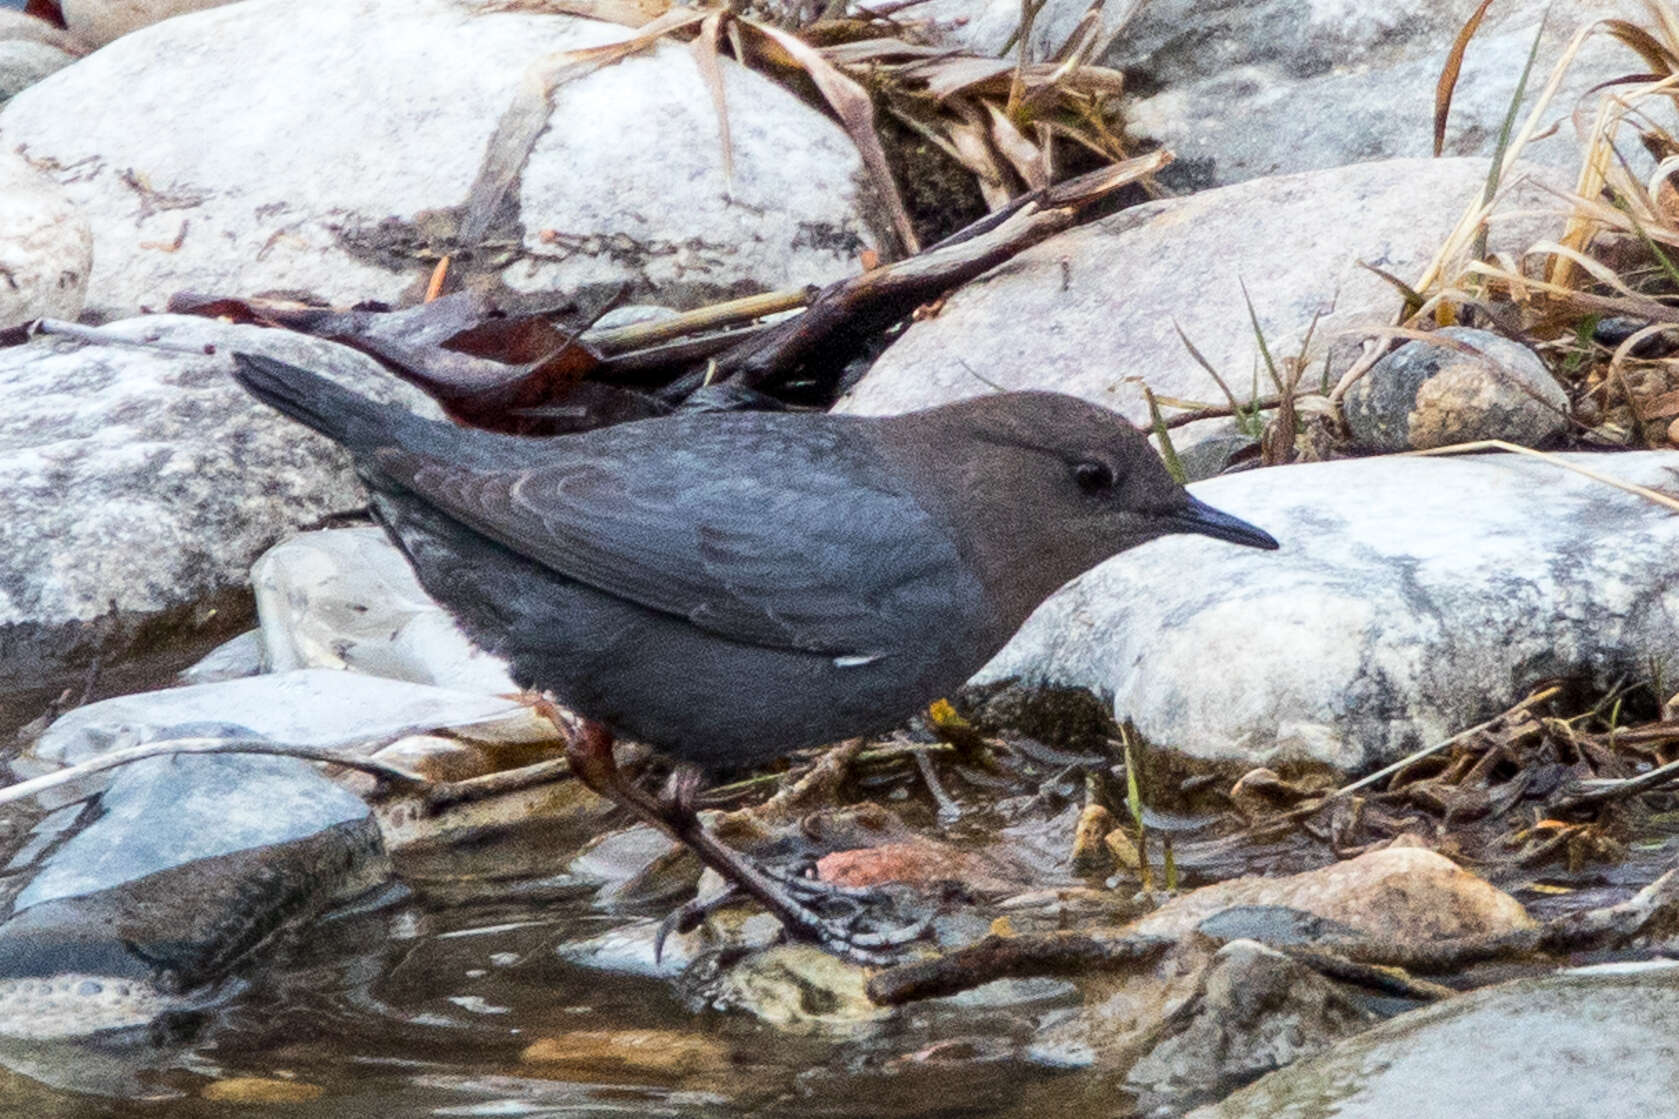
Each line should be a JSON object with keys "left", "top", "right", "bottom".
{"left": 558, "top": 717, "right": 928, "bottom": 963}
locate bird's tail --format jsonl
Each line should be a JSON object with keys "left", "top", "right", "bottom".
{"left": 231, "top": 352, "right": 406, "bottom": 451}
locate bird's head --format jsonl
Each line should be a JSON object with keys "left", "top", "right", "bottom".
{"left": 883, "top": 390, "right": 1277, "bottom": 629}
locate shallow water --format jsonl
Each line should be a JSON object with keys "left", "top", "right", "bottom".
{"left": 0, "top": 813, "right": 1109, "bottom": 1119}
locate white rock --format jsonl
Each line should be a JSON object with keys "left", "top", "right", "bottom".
{"left": 977, "top": 451, "right": 1679, "bottom": 772}
{"left": 1107, "top": 0, "right": 1645, "bottom": 190}
{"left": 842, "top": 158, "right": 1563, "bottom": 475}
{"left": 27, "top": 667, "right": 550, "bottom": 767}
{"left": 0, "top": 316, "right": 442, "bottom": 701}
{"left": 0, "top": 0, "right": 882, "bottom": 321}
{"left": 0, "top": 150, "right": 90, "bottom": 328}
{"left": 253, "top": 527, "right": 518, "bottom": 694}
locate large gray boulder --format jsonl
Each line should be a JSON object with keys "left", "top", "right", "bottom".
{"left": 979, "top": 450, "right": 1679, "bottom": 773}
{"left": 0, "top": 0, "right": 884, "bottom": 321}
{"left": 1108, "top": 0, "right": 1646, "bottom": 190}
{"left": 0, "top": 317, "right": 440, "bottom": 708}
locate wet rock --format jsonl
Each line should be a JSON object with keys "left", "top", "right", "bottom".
{"left": 253, "top": 527, "right": 516, "bottom": 694}
{"left": 0, "top": 39, "right": 73, "bottom": 103}
{"left": 200, "top": 1077, "right": 324, "bottom": 1103}
{"left": 556, "top": 913, "right": 783, "bottom": 980}
{"left": 1107, "top": 0, "right": 1642, "bottom": 191}
{"left": 842, "top": 158, "right": 1563, "bottom": 479}
{"left": 980, "top": 450, "right": 1679, "bottom": 772}
{"left": 520, "top": 1028, "right": 735, "bottom": 1083}
{"left": 568, "top": 823, "right": 700, "bottom": 912}
{"left": 1190, "top": 960, "right": 1679, "bottom": 1119}
{"left": 1127, "top": 939, "right": 1378, "bottom": 1109}
{"left": 0, "top": 151, "right": 90, "bottom": 329}
{"left": 0, "top": 0, "right": 883, "bottom": 321}
{"left": 27, "top": 668, "right": 547, "bottom": 768}
{"left": 0, "top": 753, "right": 388, "bottom": 1037}
{"left": 369, "top": 734, "right": 607, "bottom": 852}
{"left": 1344, "top": 327, "right": 1569, "bottom": 451}
{"left": 0, "top": 317, "right": 442, "bottom": 704}
{"left": 683, "top": 944, "right": 890, "bottom": 1030}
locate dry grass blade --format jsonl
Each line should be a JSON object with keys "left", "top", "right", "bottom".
{"left": 1436, "top": 0, "right": 1499, "bottom": 158}
{"left": 899, "top": 56, "right": 1018, "bottom": 101}
{"left": 748, "top": 20, "right": 921, "bottom": 253}
{"left": 1602, "top": 17, "right": 1679, "bottom": 72}
{"left": 481, "top": 0, "right": 671, "bottom": 29}
{"left": 985, "top": 102, "right": 1048, "bottom": 189}
{"left": 1172, "top": 318, "right": 1245, "bottom": 413}
{"left": 944, "top": 109, "right": 1015, "bottom": 208}
{"left": 460, "top": 7, "right": 706, "bottom": 245}
{"left": 693, "top": 10, "right": 736, "bottom": 186}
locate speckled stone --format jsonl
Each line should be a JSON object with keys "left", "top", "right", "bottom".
{"left": 1344, "top": 327, "right": 1569, "bottom": 451}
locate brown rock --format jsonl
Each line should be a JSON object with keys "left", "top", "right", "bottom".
{"left": 201, "top": 1077, "right": 323, "bottom": 1104}
{"left": 817, "top": 839, "right": 1027, "bottom": 893}
{"left": 521, "top": 1029, "right": 733, "bottom": 1081}
{"left": 1131, "top": 846, "right": 1532, "bottom": 942}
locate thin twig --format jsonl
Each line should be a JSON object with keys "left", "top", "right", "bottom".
{"left": 0, "top": 737, "right": 426, "bottom": 808}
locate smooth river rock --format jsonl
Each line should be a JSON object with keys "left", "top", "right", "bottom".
{"left": 252, "top": 527, "right": 517, "bottom": 694}
{"left": 0, "top": 753, "right": 388, "bottom": 1037}
{"left": 978, "top": 450, "right": 1679, "bottom": 772}
{"left": 0, "top": 0, "right": 884, "bottom": 321}
{"left": 1344, "top": 327, "right": 1571, "bottom": 452}
{"left": 1190, "top": 960, "right": 1679, "bottom": 1119}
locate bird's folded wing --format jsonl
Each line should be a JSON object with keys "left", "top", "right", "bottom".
{"left": 371, "top": 443, "right": 972, "bottom": 656}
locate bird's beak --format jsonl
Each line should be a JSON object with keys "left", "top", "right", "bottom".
{"left": 1170, "top": 494, "right": 1280, "bottom": 550}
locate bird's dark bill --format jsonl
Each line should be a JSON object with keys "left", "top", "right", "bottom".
{"left": 1172, "top": 495, "right": 1280, "bottom": 550}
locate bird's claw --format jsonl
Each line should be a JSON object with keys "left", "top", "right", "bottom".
{"left": 652, "top": 864, "right": 933, "bottom": 966}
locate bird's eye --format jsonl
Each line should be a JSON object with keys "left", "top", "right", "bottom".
{"left": 1073, "top": 460, "right": 1114, "bottom": 494}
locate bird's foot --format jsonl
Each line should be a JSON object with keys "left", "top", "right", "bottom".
{"left": 655, "top": 855, "right": 933, "bottom": 966}
{"left": 563, "top": 724, "right": 932, "bottom": 965}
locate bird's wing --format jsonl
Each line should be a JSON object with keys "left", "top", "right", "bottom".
{"left": 369, "top": 421, "right": 972, "bottom": 656}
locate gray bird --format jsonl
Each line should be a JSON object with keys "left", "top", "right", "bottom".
{"left": 231, "top": 353, "right": 1277, "bottom": 956}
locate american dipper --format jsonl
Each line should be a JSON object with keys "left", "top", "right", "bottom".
{"left": 231, "top": 353, "right": 1278, "bottom": 955}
